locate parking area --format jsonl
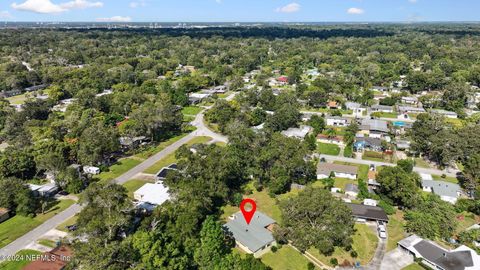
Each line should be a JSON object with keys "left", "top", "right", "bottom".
{"left": 379, "top": 247, "right": 414, "bottom": 270}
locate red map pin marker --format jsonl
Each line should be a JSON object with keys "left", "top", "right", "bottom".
{"left": 240, "top": 198, "right": 256, "bottom": 225}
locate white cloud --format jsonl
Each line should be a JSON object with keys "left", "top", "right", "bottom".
{"left": 275, "top": 2, "right": 300, "bottom": 13}
{"left": 11, "top": 0, "right": 103, "bottom": 14}
{"left": 129, "top": 0, "right": 146, "bottom": 8}
{"left": 0, "top": 11, "right": 13, "bottom": 19}
{"left": 96, "top": 16, "right": 132, "bottom": 22}
{"left": 60, "top": 0, "right": 103, "bottom": 9}
{"left": 12, "top": 0, "right": 66, "bottom": 14}
{"left": 347, "top": 7, "right": 365, "bottom": 15}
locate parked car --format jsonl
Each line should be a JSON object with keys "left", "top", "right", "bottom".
{"left": 369, "top": 164, "right": 376, "bottom": 171}
{"left": 66, "top": 225, "right": 77, "bottom": 231}
{"left": 379, "top": 231, "right": 387, "bottom": 239}
{"left": 378, "top": 225, "right": 386, "bottom": 232}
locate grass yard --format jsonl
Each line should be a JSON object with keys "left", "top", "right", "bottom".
{"left": 387, "top": 211, "right": 407, "bottom": 251}
{"left": 402, "top": 263, "right": 427, "bottom": 270}
{"left": 97, "top": 158, "right": 142, "bottom": 182}
{"left": 6, "top": 92, "right": 36, "bottom": 105}
{"left": 455, "top": 212, "right": 479, "bottom": 234}
{"left": 308, "top": 223, "right": 378, "bottom": 267}
{"left": 0, "top": 199, "right": 74, "bottom": 249}
{"left": 378, "top": 112, "right": 398, "bottom": 118}
{"left": 334, "top": 178, "right": 357, "bottom": 190}
{"left": 134, "top": 133, "right": 189, "bottom": 160}
{"left": 123, "top": 179, "right": 154, "bottom": 198}
{"left": 414, "top": 158, "right": 431, "bottom": 169}
{"left": 261, "top": 245, "right": 315, "bottom": 270}
{"left": 143, "top": 136, "right": 213, "bottom": 174}
{"left": 0, "top": 249, "right": 43, "bottom": 270}
{"left": 317, "top": 143, "right": 340, "bottom": 156}
{"left": 333, "top": 161, "right": 369, "bottom": 180}
{"left": 432, "top": 174, "right": 459, "bottom": 184}
{"left": 181, "top": 106, "right": 203, "bottom": 116}
{"left": 38, "top": 238, "right": 57, "bottom": 248}
{"left": 344, "top": 146, "right": 353, "bottom": 158}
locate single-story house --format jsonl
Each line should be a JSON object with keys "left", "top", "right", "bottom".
{"left": 371, "top": 86, "right": 389, "bottom": 92}
{"left": 29, "top": 183, "right": 58, "bottom": 197}
{"left": 371, "top": 105, "right": 394, "bottom": 113}
{"left": 281, "top": 125, "right": 313, "bottom": 140}
{"left": 359, "top": 119, "right": 389, "bottom": 138}
{"left": 0, "top": 208, "right": 10, "bottom": 223}
{"left": 326, "top": 116, "right": 349, "bottom": 127}
{"left": 354, "top": 137, "right": 383, "bottom": 152}
{"left": 134, "top": 183, "right": 170, "bottom": 208}
{"left": 24, "top": 84, "right": 49, "bottom": 92}
{"left": 422, "top": 180, "right": 462, "bottom": 204}
{"left": 345, "top": 184, "right": 359, "bottom": 198}
{"left": 0, "top": 89, "right": 22, "bottom": 98}
{"left": 398, "top": 234, "right": 480, "bottom": 270}
{"left": 327, "top": 101, "right": 339, "bottom": 109}
{"left": 346, "top": 203, "right": 389, "bottom": 223}
{"left": 156, "top": 163, "right": 178, "bottom": 181}
{"left": 363, "top": 199, "right": 378, "bottom": 207}
{"left": 396, "top": 140, "right": 411, "bottom": 150}
{"left": 83, "top": 166, "right": 100, "bottom": 175}
{"left": 430, "top": 109, "right": 458, "bottom": 119}
{"left": 345, "top": 102, "right": 367, "bottom": 117}
{"left": 317, "top": 134, "right": 344, "bottom": 145}
{"left": 397, "top": 105, "right": 426, "bottom": 114}
{"left": 373, "top": 94, "right": 388, "bottom": 101}
{"left": 188, "top": 92, "right": 211, "bottom": 104}
{"left": 119, "top": 136, "right": 147, "bottom": 149}
{"left": 224, "top": 211, "right": 276, "bottom": 258}
{"left": 24, "top": 245, "right": 73, "bottom": 270}
{"left": 401, "top": 96, "right": 418, "bottom": 105}
{"left": 317, "top": 163, "right": 358, "bottom": 180}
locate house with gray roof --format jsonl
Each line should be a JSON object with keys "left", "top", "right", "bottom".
{"left": 224, "top": 211, "right": 276, "bottom": 257}
{"left": 281, "top": 125, "right": 313, "bottom": 140}
{"left": 430, "top": 109, "right": 458, "bottom": 119}
{"left": 398, "top": 234, "right": 480, "bottom": 270}
{"left": 345, "top": 184, "right": 359, "bottom": 198}
{"left": 317, "top": 162, "right": 358, "bottom": 180}
{"left": 359, "top": 118, "right": 389, "bottom": 138}
{"left": 422, "top": 180, "right": 462, "bottom": 204}
{"left": 397, "top": 105, "right": 426, "bottom": 114}
{"left": 371, "top": 105, "right": 394, "bottom": 113}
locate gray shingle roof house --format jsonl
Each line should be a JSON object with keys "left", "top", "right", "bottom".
{"left": 224, "top": 211, "right": 276, "bottom": 257}
{"left": 422, "top": 180, "right": 462, "bottom": 204}
{"left": 360, "top": 119, "right": 389, "bottom": 133}
{"left": 346, "top": 203, "right": 389, "bottom": 222}
{"left": 398, "top": 234, "right": 480, "bottom": 270}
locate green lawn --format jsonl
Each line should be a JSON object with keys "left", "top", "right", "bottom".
{"left": 317, "top": 143, "right": 340, "bottom": 156}
{"left": 414, "top": 158, "right": 431, "bottom": 169}
{"left": 333, "top": 161, "right": 369, "bottom": 180}
{"left": 56, "top": 215, "right": 78, "bottom": 232}
{"left": 387, "top": 211, "right": 407, "bottom": 251}
{"left": 181, "top": 106, "right": 203, "bottom": 116}
{"left": 6, "top": 92, "right": 37, "bottom": 105}
{"left": 0, "top": 199, "right": 74, "bottom": 248}
{"left": 308, "top": 223, "right": 378, "bottom": 267}
{"left": 432, "top": 174, "right": 459, "bottom": 184}
{"left": 134, "top": 133, "right": 189, "bottom": 160}
{"left": 402, "top": 263, "right": 427, "bottom": 270}
{"left": 123, "top": 179, "right": 154, "bottom": 198}
{"left": 0, "top": 249, "right": 43, "bottom": 270}
{"left": 344, "top": 146, "right": 353, "bottom": 158}
{"left": 378, "top": 112, "right": 398, "bottom": 118}
{"left": 261, "top": 245, "right": 314, "bottom": 270}
{"left": 334, "top": 178, "right": 357, "bottom": 190}
{"left": 455, "top": 212, "right": 479, "bottom": 234}
{"left": 97, "top": 158, "right": 142, "bottom": 182}
{"left": 143, "top": 136, "right": 212, "bottom": 174}
{"left": 38, "top": 238, "right": 57, "bottom": 248}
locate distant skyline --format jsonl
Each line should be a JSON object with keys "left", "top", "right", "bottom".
{"left": 0, "top": 0, "right": 478, "bottom": 23}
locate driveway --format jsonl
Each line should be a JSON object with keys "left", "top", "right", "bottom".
{"left": 379, "top": 247, "right": 414, "bottom": 270}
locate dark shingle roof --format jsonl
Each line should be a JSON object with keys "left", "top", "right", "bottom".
{"left": 346, "top": 203, "right": 388, "bottom": 222}
{"left": 414, "top": 240, "right": 474, "bottom": 270}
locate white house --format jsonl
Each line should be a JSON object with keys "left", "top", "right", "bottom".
{"left": 363, "top": 199, "right": 378, "bottom": 207}
{"left": 422, "top": 179, "right": 461, "bottom": 204}
{"left": 429, "top": 109, "right": 458, "bottom": 119}
{"left": 83, "top": 166, "right": 100, "bottom": 175}
{"left": 281, "top": 125, "right": 312, "bottom": 140}
{"left": 134, "top": 183, "right": 170, "bottom": 206}
{"left": 326, "top": 116, "right": 349, "bottom": 127}
{"left": 345, "top": 102, "right": 366, "bottom": 117}
{"left": 317, "top": 163, "right": 358, "bottom": 180}
{"left": 401, "top": 96, "right": 418, "bottom": 105}
{"left": 371, "top": 105, "right": 394, "bottom": 113}
{"left": 29, "top": 183, "right": 58, "bottom": 197}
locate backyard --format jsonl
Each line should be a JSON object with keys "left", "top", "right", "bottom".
{"left": 0, "top": 199, "right": 75, "bottom": 249}
{"left": 387, "top": 211, "right": 407, "bottom": 251}
{"left": 261, "top": 245, "right": 316, "bottom": 270}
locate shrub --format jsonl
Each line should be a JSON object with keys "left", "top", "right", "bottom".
{"left": 307, "top": 262, "right": 315, "bottom": 270}
{"left": 330, "top": 258, "right": 338, "bottom": 266}
{"left": 378, "top": 200, "right": 396, "bottom": 215}
{"left": 350, "top": 250, "right": 358, "bottom": 258}
{"left": 271, "top": 246, "right": 278, "bottom": 253}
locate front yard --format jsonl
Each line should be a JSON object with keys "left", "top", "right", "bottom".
{"left": 387, "top": 210, "right": 407, "bottom": 251}
{"left": 123, "top": 179, "right": 155, "bottom": 198}
{"left": 0, "top": 249, "right": 43, "bottom": 270}
{"left": 333, "top": 161, "right": 369, "bottom": 180}
{"left": 317, "top": 143, "right": 340, "bottom": 156}
{"left": 0, "top": 199, "right": 75, "bottom": 249}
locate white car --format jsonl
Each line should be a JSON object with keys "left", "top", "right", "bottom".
{"left": 378, "top": 225, "right": 386, "bottom": 232}
{"left": 379, "top": 231, "right": 387, "bottom": 239}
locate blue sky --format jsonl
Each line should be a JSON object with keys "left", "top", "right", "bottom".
{"left": 0, "top": 0, "right": 477, "bottom": 22}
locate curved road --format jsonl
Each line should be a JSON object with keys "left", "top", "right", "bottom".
{"left": 0, "top": 108, "right": 227, "bottom": 261}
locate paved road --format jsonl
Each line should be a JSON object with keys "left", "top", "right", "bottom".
{"left": 0, "top": 111, "right": 227, "bottom": 260}
{"left": 320, "top": 155, "right": 459, "bottom": 177}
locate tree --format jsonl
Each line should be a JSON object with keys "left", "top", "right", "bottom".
{"left": 77, "top": 122, "right": 119, "bottom": 166}
{"left": 57, "top": 166, "right": 84, "bottom": 194}
{"left": 461, "top": 154, "right": 480, "bottom": 194}
{"left": 264, "top": 103, "right": 300, "bottom": 132}
{"left": 0, "top": 178, "right": 37, "bottom": 216}
{"left": 307, "top": 115, "right": 325, "bottom": 135}
{"left": 194, "top": 216, "right": 233, "bottom": 269}
{"left": 205, "top": 99, "right": 238, "bottom": 132}
{"left": 279, "top": 187, "right": 355, "bottom": 254}
{"left": 376, "top": 166, "right": 420, "bottom": 208}
{"left": 405, "top": 194, "right": 457, "bottom": 239}
{"left": 397, "top": 159, "right": 414, "bottom": 173}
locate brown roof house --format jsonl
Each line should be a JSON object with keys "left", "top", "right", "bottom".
{"left": 24, "top": 245, "right": 73, "bottom": 270}
{"left": 317, "top": 162, "right": 358, "bottom": 180}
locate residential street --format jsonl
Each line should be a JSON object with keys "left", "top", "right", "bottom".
{"left": 0, "top": 110, "right": 227, "bottom": 261}
{"left": 320, "top": 155, "right": 459, "bottom": 177}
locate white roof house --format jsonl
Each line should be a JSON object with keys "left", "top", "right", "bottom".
{"left": 134, "top": 183, "right": 170, "bottom": 206}
{"left": 422, "top": 180, "right": 462, "bottom": 204}
{"left": 281, "top": 125, "right": 312, "bottom": 139}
